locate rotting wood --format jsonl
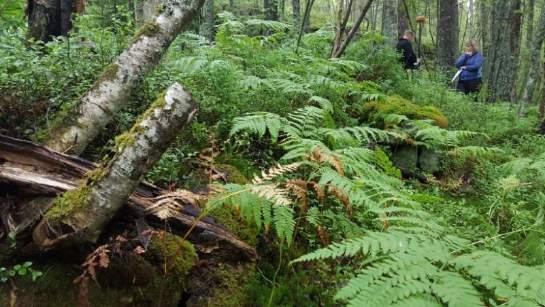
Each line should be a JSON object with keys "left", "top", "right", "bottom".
{"left": 0, "top": 134, "right": 257, "bottom": 261}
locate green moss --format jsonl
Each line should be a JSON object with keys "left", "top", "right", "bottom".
{"left": 45, "top": 185, "right": 92, "bottom": 221}
{"left": 131, "top": 22, "right": 160, "bottom": 43}
{"left": 211, "top": 206, "right": 259, "bottom": 247}
{"left": 146, "top": 232, "right": 197, "bottom": 283}
{"left": 362, "top": 95, "right": 449, "bottom": 128}
{"left": 194, "top": 263, "right": 256, "bottom": 307}
{"left": 86, "top": 166, "right": 108, "bottom": 183}
{"left": 114, "top": 93, "right": 167, "bottom": 151}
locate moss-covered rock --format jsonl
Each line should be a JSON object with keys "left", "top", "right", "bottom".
{"left": 146, "top": 232, "right": 197, "bottom": 284}
{"left": 361, "top": 95, "right": 449, "bottom": 128}
{"left": 210, "top": 206, "right": 259, "bottom": 247}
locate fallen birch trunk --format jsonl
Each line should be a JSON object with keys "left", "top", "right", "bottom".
{"left": 45, "top": 0, "right": 205, "bottom": 155}
{"left": 0, "top": 135, "right": 256, "bottom": 261}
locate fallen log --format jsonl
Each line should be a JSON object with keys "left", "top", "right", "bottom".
{"left": 0, "top": 133, "right": 256, "bottom": 261}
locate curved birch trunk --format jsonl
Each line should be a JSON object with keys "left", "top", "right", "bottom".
{"left": 45, "top": 0, "right": 205, "bottom": 155}
{"left": 34, "top": 83, "right": 198, "bottom": 248}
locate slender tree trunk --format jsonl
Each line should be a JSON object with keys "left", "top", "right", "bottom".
{"left": 331, "top": 0, "right": 354, "bottom": 57}
{"left": 331, "top": 0, "right": 375, "bottom": 58}
{"left": 509, "top": 0, "right": 522, "bottom": 103}
{"left": 201, "top": 0, "right": 215, "bottom": 41}
{"left": 437, "top": 0, "right": 458, "bottom": 69}
{"left": 295, "top": 0, "right": 315, "bottom": 52}
{"left": 33, "top": 83, "right": 198, "bottom": 248}
{"left": 517, "top": 0, "right": 536, "bottom": 101}
{"left": 381, "top": 0, "right": 397, "bottom": 44}
{"left": 519, "top": 4, "right": 545, "bottom": 115}
{"left": 479, "top": 0, "right": 490, "bottom": 57}
{"left": 26, "top": 0, "right": 75, "bottom": 42}
{"left": 44, "top": 0, "right": 206, "bottom": 155}
{"left": 292, "top": 0, "right": 301, "bottom": 26}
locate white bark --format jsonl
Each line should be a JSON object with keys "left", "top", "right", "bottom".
{"left": 46, "top": 0, "right": 205, "bottom": 155}
{"left": 34, "top": 83, "right": 198, "bottom": 247}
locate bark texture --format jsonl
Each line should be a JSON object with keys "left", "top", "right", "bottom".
{"left": 519, "top": 4, "right": 545, "bottom": 115}
{"left": 26, "top": 0, "right": 76, "bottom": 42}
{"left": 381, "top": 0, "right": 397, "bottom": 44}
{"left": 437, "top": 0, "right": 459, "bottom": 69}
{"left": 35, "top": 83, "right": 198, "bottom": 247}
{"left": 485, "top": 0, "right": 521, "bottom": 102}
{"left": 45, "top": 0, "right": 206, "bottom": 155}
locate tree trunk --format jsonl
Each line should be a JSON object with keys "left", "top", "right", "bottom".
{"left": 509, "top": 0, "right": 523, "bottom": 103}
{"left": 330, "top": 0, "right": 353, "bottom": 57}
{"left": 519, "top": 4, "right": 545, "bottom": 115}
{"left": 264, "top": 0, "right": 279, "bottom": 20}
{"left": 44, "top": 0, "right": 206, "bottom": 156}
{"left": 479, "top": 0, "right": 490, "bottom": 57}
{"left": 331, "top": 0, "right": 375, "bottom": 58}
{"left": 381, "top": 0, "right": 397, "bottom": 44}
{"left": 485, "top": 0, "right": 521, "bottom": 102}
{"left": 0, "top": 137, "right": 257, "bottom": 261}
{"left": 34, "top": 83, "right": 198, "bottom": 248}
{"left": 201, "top": 0, "right": 215, "bottom": 41}
{"left": 292, "top": 0, "right": 300, "bottom": 26}
{"left": 517, "top": 0, "right": 536, "bottom": 101}
{"left": 437, "top": 0, "right": 458, "bottom": 69}
{"left": 295, "top": 0, "right": 315, "bottom": 52}
{"left": 398, "top": 0, "right": 412, "bottom": 37}
{"left": 26, "top": 0, "right": 75, "bottom": 42}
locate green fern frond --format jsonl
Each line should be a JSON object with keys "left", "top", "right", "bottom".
{"left": 229, "top": 111, "right": 287, "bottom": 142}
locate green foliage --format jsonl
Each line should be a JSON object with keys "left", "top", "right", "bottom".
{"left": 0, "top": 262, "right": 43, "bottom": 283}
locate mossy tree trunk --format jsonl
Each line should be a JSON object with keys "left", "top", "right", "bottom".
{"left": 44, "top": 0, "right": 206, "bottom": 156}
{"left": 519, "top": 3, "right": 545, "bottom": 115}
{"left": 33, "top": 83, "right": 198, "bottom": 248}
{"left": 292, "top": 0, "right": 300, "bottom": 27}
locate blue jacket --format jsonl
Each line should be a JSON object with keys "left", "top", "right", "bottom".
{"left": 455, "top": 52, "right": 484, "bottom": 81}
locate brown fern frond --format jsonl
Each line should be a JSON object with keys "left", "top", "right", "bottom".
{"left": 316, "top": 225, "right": 330, "bottom": 246}
{"left": 328, "top": 186, "right": 352, "bottom": 217}
{"left": 252, "top": 163, "right": 301, "bottom": 184}
{"left": 310, "top": 147, "right": 344, "bottom": 176}
{"left": 286, "top": 179, "right": 309, "bottom": 212}
{"left": 251, "top": 184, "right": 292, "bottom": 206}
{"left": 309, "top": 181, "right": 325, "bottom": 203}
{"left": 146, "top": 190, "right": 204, "bottom": 219}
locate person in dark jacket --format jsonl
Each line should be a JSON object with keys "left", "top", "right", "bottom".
{"left": 455, "top": 39, "right": 484, "bottom": 94}
{"left": 396, "top": 30, "right": 420, "bottom": 70}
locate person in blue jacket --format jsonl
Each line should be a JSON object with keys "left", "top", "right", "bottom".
{"left": 455, "top": 39, "right": 484, "bottom": 94}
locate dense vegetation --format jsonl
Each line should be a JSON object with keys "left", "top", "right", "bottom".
{"left": 1, "top": 0, "right": 545, "bottom": 306}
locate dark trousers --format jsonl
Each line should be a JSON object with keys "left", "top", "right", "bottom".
{"left": 457, "top": 78, "right": 482, "bottom": 94}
